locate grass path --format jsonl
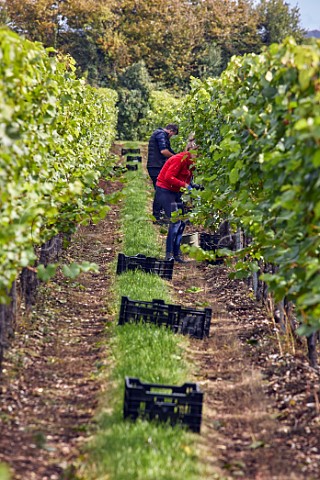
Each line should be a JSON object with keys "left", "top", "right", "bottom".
{"left": 78, "top": 144, "right": 203, "bottom": 480}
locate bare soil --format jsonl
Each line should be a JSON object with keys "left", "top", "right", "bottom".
{"left": 0, "top": 161, "right": 319, "bottom": 479}
{"left": 0, "top": 180, "right": 122, "bottom": 480}
{"left": 170, "top": 258, "right": 320, "bottom": 480}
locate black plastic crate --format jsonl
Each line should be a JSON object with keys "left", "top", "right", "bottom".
{"left": 118, "top": 296, "right": 212, "bottom": 339}
{"left": 126, "top": 163, "right": 138, "bottom": 171}
{"left": 116, "top": 253, "right": 174, "bottom": 280}
{"left": 124, "top": 377, "right": 203, "bottom": 433}
{"left": 199, "top": 232, "right": 234, "bottom": 250}
{"left": 121, "top": 148, "right": 140, "bottom": 155}
{"left": 199, "top": 232, "right": 221, "bottom": 250}
{"left": 126, "top": 155, "right": 142, "bottom": 163}
{"left": 199, "top": 232, "right": 235, "bottom": 265}
{"left": 112, "top": 164, "right": 124, "bottom": 172}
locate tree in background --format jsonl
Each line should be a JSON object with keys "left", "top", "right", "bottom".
{"left": 116, "top": 61, "right": 153, "bottom": 140}
{"left": 139, "top": 90, "right": 182, "bottom": 141}
{"left": 1, "top": 0, "right": 306, "bottom": 141}
{"left": 1, "top": 0, "right": 305, "bottom": 89}
{"left": 105, "top": 0, "right": 204, "bottom": 89}
{"left": 196, "top": 42, "right": 223, "bottom": 79}
{"left": 55, "top": 0, "right": 117, "bottom": 86}
{"left": 193, "top": 0, "right": 263, "bottom": 70}
{"left": 256, "top": 0, "right": 305, "bottom": 45}
{"left": 3, "top": 0, "right": 60, "bottom": 46}
{"left": 1, "top": 0, "right": 116, "bottom": 85}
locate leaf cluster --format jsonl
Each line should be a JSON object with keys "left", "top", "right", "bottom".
{"left": 137, "top": 90, "right": 182, "bottom": 141}
{"left": 0, "top": 29, "right": 118, "bottom": 302}
{"left": 116, "top": 61, "right": 153, "bottom": 140}
{"left": 176, "top": 38, "right": 320, "bottom": 332}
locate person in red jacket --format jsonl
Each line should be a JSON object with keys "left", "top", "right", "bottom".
{"left": 155, "top": 138, "right": 198, "bottom": 262}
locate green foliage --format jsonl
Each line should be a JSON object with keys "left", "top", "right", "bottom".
{"left": 196, "top": 42, "right": 223, "bottom": 79}
{"left": 118, "top": 60, "right": 153, "bottom": 94}
{"left": 198, "top": 0, "right": 263, "bottom": 70}
{"left": 37, "top": 262, "right": 99, "bottom": 281}
{"left": 176, "top": 38, "right": 320, "bottom": 332}
{"left": 139, "top": 90, "right": 182, "bottom": 141}
{"left": 117, "top": 61, "right": 153, "bottom": 140}
{"left": 1, "top": 0, "right": 115, "bottom": 84}
{"left": 0, "top": 29, "right": 118, "bottom": 301}
{"left": 256, "top": 0, "right": 306, "bottom": 45}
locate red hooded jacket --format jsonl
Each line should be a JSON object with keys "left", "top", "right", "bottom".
{"left": 156, "top": 151, "right": 194, "bottom": 193}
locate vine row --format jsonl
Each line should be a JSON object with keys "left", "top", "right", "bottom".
{"left": 176, "top": 37, "right": 320, "bottom": 338}
{"left": 0, "top": 29, "right": 118, "bottom": 366}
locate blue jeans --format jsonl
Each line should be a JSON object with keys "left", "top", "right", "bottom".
{"left": 155, "top": 187, "right": 186, "bottom": 256}
{"left": 148, "top": 168, "right": 162, "bottom": 220}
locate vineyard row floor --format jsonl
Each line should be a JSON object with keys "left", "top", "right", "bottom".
{"left": 0, "top": 176, "right": 319, "bottom": 480}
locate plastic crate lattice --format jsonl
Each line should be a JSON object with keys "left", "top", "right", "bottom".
{"left": 118, "top": 296, "right": 212, "bottom": 339}
{"left": 116, "top": 253, "right": 174, "bottom": 280}
{"left": 126, "top": 155, "right": 142, "bottom": 163}
{"left": 121, "top": 148, "right": 141, "bottom": 155}
{"left": 124, "top": 377, "right": 203, "bottom": 433}
{"left": 126, "top": 163, "right": 138, "bottom": 171}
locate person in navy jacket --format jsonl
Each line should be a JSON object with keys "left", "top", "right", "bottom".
{"left": 155, "top": 137, "right": 198, "bottom": 262}
{"left": 147, "top": 124, "right": 179, "bottom": 221}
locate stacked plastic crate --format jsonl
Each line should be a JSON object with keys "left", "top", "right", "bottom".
{"left": 121, "top": 147, "right": 142, "bottom": 170}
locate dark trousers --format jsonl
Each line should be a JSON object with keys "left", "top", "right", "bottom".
{"left": 155, "top": 186, "right": 186, "bottom": 256}
{"left": 148, "top": 168, "right": 162, "bottom": 220}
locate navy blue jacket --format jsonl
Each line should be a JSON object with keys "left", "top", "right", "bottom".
{"left": 147, "top": 128, "right": 175, "bottom": 172}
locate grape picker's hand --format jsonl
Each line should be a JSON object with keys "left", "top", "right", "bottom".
{"left": 190, "top": 183, "right": 204, "bottom": 191}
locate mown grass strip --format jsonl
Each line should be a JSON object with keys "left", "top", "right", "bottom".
{"left": 80, "top": 149, "right": 201, "bottom": 480}
{"left": 120, "top": 169, "right": 163, "bottom": 258}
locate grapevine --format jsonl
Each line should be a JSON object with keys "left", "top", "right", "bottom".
{"left": 177, "top": 37, "right": 320, "bottom": 333}
{"left": 0, "top": 29, "right": 118, "bottom": 302}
